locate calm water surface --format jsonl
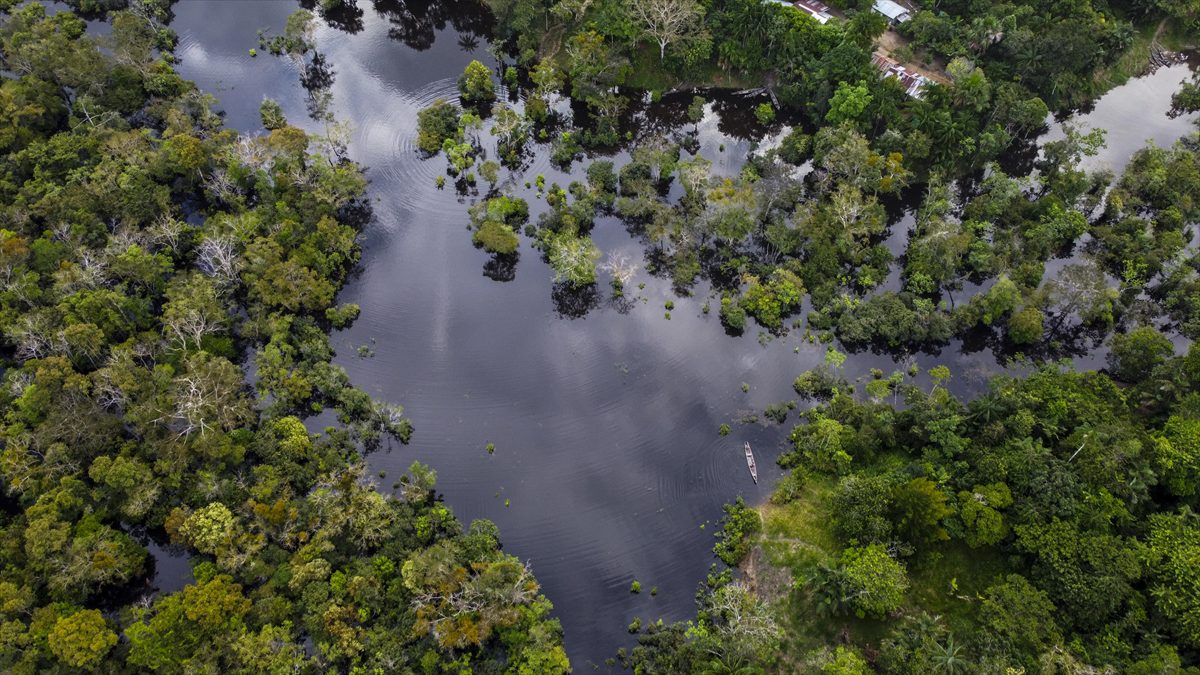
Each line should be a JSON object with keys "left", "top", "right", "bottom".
{"left": 167, "top": 1, "right": 1197, "bottom": 664}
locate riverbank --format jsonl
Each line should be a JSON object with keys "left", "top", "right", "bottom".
{"left": 613, "top": 8, "right": 1198, "bottom": 111}
{"left": 1093, "top": 17, "right": 1195, "bottom": 98}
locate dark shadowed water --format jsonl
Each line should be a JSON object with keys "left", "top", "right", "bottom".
{"left": 163, "top": 1, "right": 1197, "bottom": 665}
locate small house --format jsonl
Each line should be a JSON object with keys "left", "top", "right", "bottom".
{"left": 766, "top": 0, "right": 834, "bottom": 23}
{"left": 873, "top": 0, "right": 911, "bottom": 23}
{"left": 794, "top": 0, "right": 833, "bottom": 24}
{"left": 871, "top": 52, "right": 929, "bottom": 99}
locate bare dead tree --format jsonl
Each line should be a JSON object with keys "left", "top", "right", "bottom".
{"left": 158, "top": 360, "right": 250, "bottom": 438}
{"left": 165, "top": 375, "right": 217, "bottom": 437}
{"left": 628, "top": 0, "right": 705, "bottom": 61}
{"left": 678, "top": 156, "right": 712, "bottom": 197}
{"left": 164, "top": 306, "right": 224, "bottom": 351}
{"left": 4, "top": 273, "right": 38, "bottom": 308}
{"left": 318, "top": 119, "right": 354, "bottom": 165}
{"left": 9, "top": 313, "right": 61, "bottom": 361}
{"left": 149, "top": 215, "right": 190, "bottom": 255}
{"left": 72, "top": 101, "right": 121, "bottom": 131}
{"left": 231, "top": 133, "right": 275, "bottom": 172}
{"left": 412, "top": 558, "right": 540, "bottom": 647}
{"left": 829, "top": 185, "right": 869, "bottom": 232}
{"left": 195, "top": 236, "right": 243, "bottom": 287}
{"left": 702, "top": 582, "right": 783, "bottom": 663}
{"left": 50, "top": 222, "right": 76, "bottom": 245}
{"left": 601, "top": 251, "right": 639, "bottom": 287}
{"left": 202, "top": 167, "right": 244, "bottom": 206}
{"left": 108, "top": 226, "right": 150, "bottom": 256}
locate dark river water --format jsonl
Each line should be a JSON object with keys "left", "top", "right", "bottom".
{"left": 159, "top": 1, "right": 1199, "bottom": 665}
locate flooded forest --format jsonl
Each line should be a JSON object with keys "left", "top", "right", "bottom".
{"left": 2, "top": 0, "right": 1200, "bottom": 671}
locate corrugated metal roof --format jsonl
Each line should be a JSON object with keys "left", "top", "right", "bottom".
{"left": 871, "top": 52, "right": 929, "bottom": 99}
{"left": 873, "top": 0, "right": 910, "bottom": 21}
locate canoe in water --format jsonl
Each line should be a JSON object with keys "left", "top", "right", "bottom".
{"left": 744, "top": 442, "right": 758, "bottom": 484}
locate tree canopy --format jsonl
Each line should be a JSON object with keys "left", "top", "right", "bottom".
{"left": 0, "top": 5, "right": 567, "bottom": 673}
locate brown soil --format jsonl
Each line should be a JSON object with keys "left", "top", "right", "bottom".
{"left": 740, "top": 544, "right": 794, "bottom": 604}
{"left": 875, "top": 29, "right": 953, "bottom": 85}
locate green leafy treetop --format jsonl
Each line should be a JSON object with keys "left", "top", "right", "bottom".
{"left": 48, "top": 609, "right": 118, "bottom": 669}
{"left": 458, "top": 59, "right": 496, "bottom": 107}
{"left": 839, "top": 543, "right": 909, "bottom": 619}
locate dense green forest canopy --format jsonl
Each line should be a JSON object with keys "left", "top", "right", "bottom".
{"left": 0, "top": 3, "right": 568, "bottom": 672}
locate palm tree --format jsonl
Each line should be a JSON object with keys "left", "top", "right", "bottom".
{"left": 929, "top": 635, "right": 971, "bottom": 674}
{"left": 968, "top": 394, "right": 1005, "bottom": 423}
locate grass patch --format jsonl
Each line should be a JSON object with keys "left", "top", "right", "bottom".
{"left": 906, "top": 542, "right": 1012, "bottom": 634}
{"left": 624, "top": 45, "right": 761, "bottom": 91}
{"left": 1159, "top": 18, "right": 1197, "bottom": 51}
{"left": 793, "top": 542, "right": 1010, "bottom": 651}
{"left": 1092, "top": 16, "right": 1195, "bottom": 96}
{"left": 755, "top": 472, "right": 1014, "bottom": 664}
{"left": 779, "top": 581, "right": 894, "bottom": 658}
{"left": 759, "top": 475, "right": 1015, "bottom": 663}
{"left": 757, "top": 477, "right": 840, "bottom": 572}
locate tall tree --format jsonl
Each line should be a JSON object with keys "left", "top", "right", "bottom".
{"left": 628, "top": 0, "right": 706, "bottom": 61}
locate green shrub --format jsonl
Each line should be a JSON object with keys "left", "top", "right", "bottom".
{"left": 473, "top": 221, "right": 519, "bottom": 255}
{"left": 458, "top": 60, "right": 495, "bottom": 106}
{"left": 720, "top": 296, "right": 746, "bottom": 332}
{"left": 779, "top": 128, "right": 811, "bottom": 165}
{"left": 840, "top": 544, "right": 908, "bottom": 618}
{"left": 416, "top": 99, "right": 461, "bottom": 154}
{"left": 1008, "top": 306, "right": 1044, "bottom": 345}
{"left": 714, "top": 497, "right": 762, "bottom": 566}
{"left": 1108, "top": 325, "right": 1173, "bottom": 382}
{"left": 755, "top": 102, "right": 776, "bottom": 125}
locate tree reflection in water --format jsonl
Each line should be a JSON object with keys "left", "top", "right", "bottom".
{"left": 482, "top": 252, "right": 519, "bottom": 282}
{"left": 551, "top": 282, "right": 601, "bottom": 319}
{"left": 370, "top": 0, "right": 494, "bottom": 51}
{"left": 302, "top": 0, "right": 365, "bottom": 33}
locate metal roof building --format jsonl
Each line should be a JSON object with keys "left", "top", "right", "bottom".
{"left": 794, "top": 0, "right": 833, "bottom": 24}
{"left": 765, "top": 0, "right": 834, "bottom": 24}
{"left": 873, "top": 0, "right": 911, "bottom": 23}
{"left": 871, "top": 52, "right": 929, "bottom": 99}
